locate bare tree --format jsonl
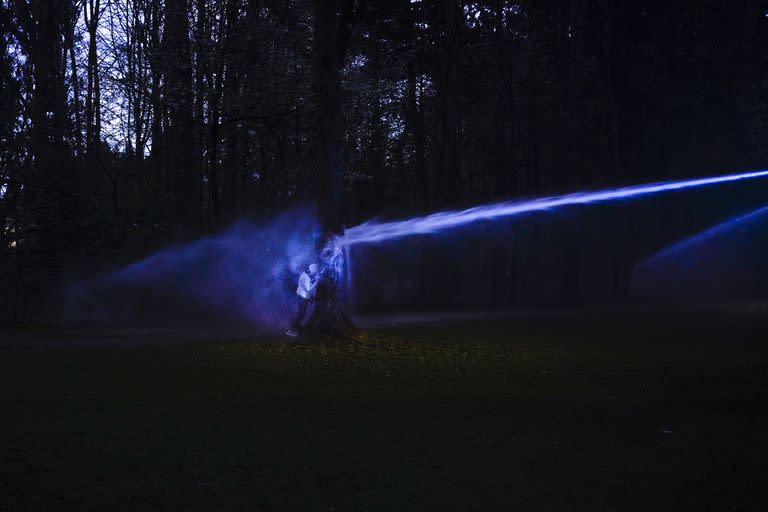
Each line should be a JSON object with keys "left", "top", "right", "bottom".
{"left": 83, "top": 0, "right": 102, "bottom": 152}
{"left": 64, "top": 1, "right": 83, "bottom": 157}
{"left": 164, "top": 0, "right": 199, "bottom": 228}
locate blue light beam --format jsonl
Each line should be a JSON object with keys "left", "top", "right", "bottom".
{"left": 632, "top": 204, "right": 768, "bottom": 298}
{"left": 341, "top": 169, "right": 768, "bottom": 246}
{"left": 640, "top": 204, "right": 768, "bottom": 266}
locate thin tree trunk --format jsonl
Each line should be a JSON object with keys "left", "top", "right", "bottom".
{"left": 132, "top": 0, "right": 145, "bottom": 159}
{"left": 84, "top": 0, "right": 101, "bottom": 152}
{"left": 148, "top": 0, "right": 163, "bottom": 170}
{"left": 435, "top": 0, "right": 459, "bottom": 206}
{"left": 165, "top": 0, "right": 199, "bottom": 229}
{"left": 65, "top": 14, "right": 83, "bottom": 158}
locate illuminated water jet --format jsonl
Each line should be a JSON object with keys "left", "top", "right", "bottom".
{"left": 341, "top": 169, "right": 768, "bottom": 247}
{"left": 642, "top": 204, "right": 768, "bottom": 266}
{"left": 634, "top": 204, "right": 768, "bottom": 298}
{"left": 60, "top": 206, "right": 318, "bottom": 328}
{"left": 61, "top": 170, "right": 768, "bottom": 328}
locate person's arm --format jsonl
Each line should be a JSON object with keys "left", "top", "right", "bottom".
{"left": 308, "top": 276, "right": 318, "bottom": 298}
{"left": 297, "top": 273, "right": 310, "bottom": 298}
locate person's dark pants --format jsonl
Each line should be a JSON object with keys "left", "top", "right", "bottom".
{"left": 289, "top": 298, "right": 310, "bottom": 331}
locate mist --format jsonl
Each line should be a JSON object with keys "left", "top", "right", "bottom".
{"left": 634, "top": 205, "right": 768, "bottom": 300}
{"left": 58, "top": 207, "right": 318, "bottom": 330}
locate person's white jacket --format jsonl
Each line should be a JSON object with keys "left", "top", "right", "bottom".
{"left": 296, "top": 271, "right": 316, "bottom": 299}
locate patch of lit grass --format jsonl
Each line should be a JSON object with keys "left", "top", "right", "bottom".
{"left": 174, "top": 323, "right": 764, "bottom": 401}
{"left": 224, "top": 332, "right": 550, "bottom": 395}
{"left": 2, "top": 322, "right": 762, "bottom": 405}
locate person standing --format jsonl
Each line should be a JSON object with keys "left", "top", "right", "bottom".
{"left": 286, "top": 263, "right": 319, "bottom": 337}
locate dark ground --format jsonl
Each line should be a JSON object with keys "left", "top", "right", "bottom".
{"left": 2, "top": 307, "right": 768, "bottom": 510}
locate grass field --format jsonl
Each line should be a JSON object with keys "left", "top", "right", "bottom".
{"left": 2, "top": 315, "right": 767, "bottom": 510}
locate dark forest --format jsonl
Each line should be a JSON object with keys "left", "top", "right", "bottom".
{"left": 4, "top": 2, "right": 768, "bottom": 509}
{"left": 2, "top": 0, "right": 768, "bottom": 324}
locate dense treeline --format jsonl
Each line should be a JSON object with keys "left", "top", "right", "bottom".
{"left": 1, "top": 0, "right": 767, "bottom": 323}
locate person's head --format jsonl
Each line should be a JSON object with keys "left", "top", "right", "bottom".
{"left": 308, "top": 263, "right": 319, "bottom": 276}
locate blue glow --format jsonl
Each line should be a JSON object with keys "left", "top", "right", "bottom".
{"left": 634, "top": 204, "right": 768, "bottom": 297}
{"left": 61, "top": 207, "right": 318, "bottom": 328}
{"left": 61, "top": 169, "right": 768, "bottom": 328}
{"left": 341, "top": 169, "right": 768, "bottom": 246}
{"left": 641, "top": 204, "right": 768, "bottom": 266}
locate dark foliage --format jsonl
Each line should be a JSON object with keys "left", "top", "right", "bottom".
{"left": 2, "top": 0, "right": 768, "bottom": 324}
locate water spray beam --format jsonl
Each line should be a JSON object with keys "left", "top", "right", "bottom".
{"left": 341, "top": 169, "right": 768, "bottom": 247}
{"left": 641, "top": 204, "right": 768, "bottom": 266}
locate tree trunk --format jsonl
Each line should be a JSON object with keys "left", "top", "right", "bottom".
{"left": 434, "top": 0, "right": 459, "bottom": 206}
{"left": 194, "top": 0, "right": 207, "bottom": 219}
{"left": 406, "top": 56, "right": 427, "bottom": 207}
{"left": 65, "top": 11, "right": 82, "bottom": 158}
{"left": 84, "top": 0, "right": 101, "bottom": 153}
{"left": 132, "top": 1, "right": 145, "bottom": 160}
{"left": 165, "top": 0, "right": 199, "bottom": 229}
{"left": 206, "top": 4, "right": 229, "bottom": 226}
{"left": 148, "top": 0, "right": 163, "bottom": 181}
{"left": 304, "top": 0, "right": 358, "bottom": 338}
